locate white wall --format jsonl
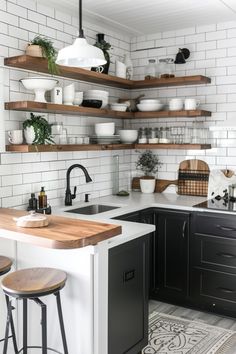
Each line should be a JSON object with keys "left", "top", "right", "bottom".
{"left": 129, "top": 22, "right": 236, "bottom": 182}
{"left": 0, "top": 0, "right": 132, "bottom": 208}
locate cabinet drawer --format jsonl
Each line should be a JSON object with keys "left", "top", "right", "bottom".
{"left": 191, "top": 233, "right": 236, "bottom": 272}
{"left": 191, "top": 268, "right": 236, "bottom": 304}
{"left": 193, "top": 212, "right": 236, "bottom": 238}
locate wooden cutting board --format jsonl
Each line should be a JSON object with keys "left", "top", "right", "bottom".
{"left": 156, "top": 159, "right": 210, "bottom": 196}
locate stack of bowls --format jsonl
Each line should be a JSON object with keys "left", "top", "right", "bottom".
{"left": 83, "top": 90, "right": 109, "bottom": 109}
{"left": 137, "top": 99, "right": 164, "bottom": 112}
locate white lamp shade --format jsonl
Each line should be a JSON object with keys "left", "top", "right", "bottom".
{"left": 56, "top": 37, "right": 107, "bottom": 68}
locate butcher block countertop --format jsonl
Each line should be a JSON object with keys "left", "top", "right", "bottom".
{"left": 0, "top": 208, "right": 122, "bottom": 249}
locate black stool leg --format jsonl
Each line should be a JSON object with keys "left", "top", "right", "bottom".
{"left": 33, "top": 298, "right": 47, "bottom": 354}
{"left": 23, "top": 299, "right": 27, "bottom": 354}
{"left": 5, "top": 295, "right": 18, "bottom": 354}
{"left": 55, "top": 292, "right": 68, "bottom": 354}
{"left": 3, "top": 296, "right": 11, "bottom": 354}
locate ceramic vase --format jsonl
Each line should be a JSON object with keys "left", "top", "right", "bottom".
{"left": 140, "top": 177, "right": 156, "bottom": 194}
{"left": 63, "top": 83, "right": 75, "bottom": 105}
{"left": 24, "top": 126, "right": 36, "bottom": 144}
{"left": 92, "top": 33, "right": 110, "bottom": 74}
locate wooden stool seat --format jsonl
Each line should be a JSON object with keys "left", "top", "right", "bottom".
{"left": 0, "top": 256, "right": 12, "bottom": 276}
{"left": 2, "top": 267, "right": 67, "bottom": 297}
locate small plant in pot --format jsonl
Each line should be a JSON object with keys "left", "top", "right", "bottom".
{"left": 135, "top": 150, "right": 162, "bottom": 193}
{"left": 26, "top": 35, "right": 58, "bottom": 75}
{"left": 23, "top": 113, "right": 54, "bottom": 145}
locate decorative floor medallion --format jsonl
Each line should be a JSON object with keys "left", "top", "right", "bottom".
{"left": 143, "top": 312, "right": 236, "bottom": 354}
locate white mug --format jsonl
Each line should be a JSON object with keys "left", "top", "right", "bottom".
{"left": 115, "top": 61, "right": 127, "bottom": 79}
{"left": 63, "top": 83, "right": 75, "bottom": 105}
{"left": 169, "top": 98, "right": 184, "bottom": 111}
{"left": 184, "top": 98, "right": 200, "bottom": 110}
{"left": 8, "top": 130, "right": 23, "bottom": 144}
{"left": 95, "top": 66, "right": 104, "bottom": 73}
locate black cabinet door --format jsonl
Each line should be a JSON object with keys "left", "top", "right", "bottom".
{"left": 112, "top": 211, "right": 140, "bottom": 222}
{"left": 154, "top": 209, "right": 190, "bottom": 302}
{"left": 140, "top": 209, "right": 157, "bottom": 295}
{"left": 108, "top": 235, "right": 149, "bottom": 354}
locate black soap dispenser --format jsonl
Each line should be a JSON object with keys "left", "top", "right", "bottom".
{"left": 27, "top": 193, "right": 38, "bottom": 211}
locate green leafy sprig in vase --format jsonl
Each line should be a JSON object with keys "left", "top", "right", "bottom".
{"left": 23, "top": 113, "right": 54, "bottom": 145}
{"left": 92, "top": 33, "right": 111, "bottom": 74}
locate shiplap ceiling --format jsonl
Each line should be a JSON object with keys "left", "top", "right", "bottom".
{"left": 43, "top": 0, "right": 236, "bottom": 35}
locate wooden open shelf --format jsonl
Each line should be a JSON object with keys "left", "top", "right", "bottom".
{"left": 135, "top": 143, "right": 211, "bottom": 150}
{"left": 6, "top": 143, "right": 211, "bottom": 153}
{"left": 5, "top": 101, "right": 211, "bottom": 119}
{"left": 5, "top": 101, "right": 133, "bottom": 119}
{"left": 4, "top": 55, "right": 211, "bottom": 90}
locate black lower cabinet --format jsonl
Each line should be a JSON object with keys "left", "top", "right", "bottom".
{"left": 108, "top": 235, "right": 150, "bottom": 354}
{"left": 152, "top": 209, "right": 190, "bottom": 303}
{"left": 190, "top": 211, "right": 236, "bottom": 317}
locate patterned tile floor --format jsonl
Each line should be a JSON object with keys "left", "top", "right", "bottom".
{"left": 149, "top": 300, "right": 236, "bottom": 331}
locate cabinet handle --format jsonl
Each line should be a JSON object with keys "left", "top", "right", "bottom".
{"left": 182, "top": 221, "right": 187, "bottom": 238}
{"left": 217, "top": 252, "right": 236, "bottom": 259}
{"left": 217, "top": 225, "right": 236, "bottom": 232}
{"left": 123, "top": 269, "right": 135, "bottom": 282}
{"left": 217, "top": 287, "right": 235, "bottom": 294}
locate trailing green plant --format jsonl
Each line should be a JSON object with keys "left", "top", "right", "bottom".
{"left": 30, "top": 35, "right": 58, "bottom": 75}
{"left": 136, "top": 150, "right": 162, "bottom": 176}
{"left": 23, "top": 113, "right": 54, "bottom": 145}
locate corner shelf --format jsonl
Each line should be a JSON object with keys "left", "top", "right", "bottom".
{"left": 4, "top": 101, "right": 133, "bottom": 119}
{"left": 5, "top": 101, "right": 211, "bottom": 119}
{"left": 6, "top": 143, "right": 211, "bottom": 153}
{"left": 4, "top": 55, "right": 211, "bottom": 90}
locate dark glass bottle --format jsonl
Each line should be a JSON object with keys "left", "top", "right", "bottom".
{"left": 38, "top": 187, "right": 47, "bottom": 209}
{"left": 28, "top": 193, "right": 38, "bottom": 211}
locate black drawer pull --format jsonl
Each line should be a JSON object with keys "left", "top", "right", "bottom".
{"left": 182, "top": 221, "right": 187, "bottom": 238}
{"left": 123, "top": 270, "right": 135, "bottom": 282}
{"left": 217, "top": 225, "right": 236, "bottom": 232}
{"left": 217, "top": 252, "right": 236, "bottom": 259}
{"left": 217, "top": 287, "right": 235, "bottom": 294}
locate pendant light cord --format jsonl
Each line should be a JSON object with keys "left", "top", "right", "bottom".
{"left": 78, "top": 0, "right": 84, "bottom": 38}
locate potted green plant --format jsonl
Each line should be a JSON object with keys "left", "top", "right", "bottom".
{"left": 135, "top": 150, "right": 162, "bottom": 193}
{"left": 26, "top": 35, "right": 58, "bottom": 75}
{"left": 23, "top": 113, "right": 54, "bottom": 145}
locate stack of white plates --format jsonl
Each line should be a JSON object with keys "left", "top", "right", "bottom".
{"left": 90, "top": 135, "right": 120, "bottom": 144}
{"left": 137, "top": 98, "right": 164, "bottom": 112}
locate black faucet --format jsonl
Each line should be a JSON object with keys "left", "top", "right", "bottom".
{"left": 65, "top": 164, "right": 92, "bottom": 206}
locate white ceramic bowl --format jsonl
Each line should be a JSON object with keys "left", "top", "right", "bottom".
{"left": 85, "top": 90, "right": 109, "bottom": 97}
{"left": 110, "top": 103, "right": 128, "bottom": 112}
{"left": 139, "top": 99, "right": 161, "bottom": 104}
{"left": 20, "top": 77, "right": 59, "bottom": 102}
{"left": 95, "top": 122, "right": 115, "bottom": 136}
{"left": 84, "top": 90, "right": 109, "bottom": 109}
{"left": 137, "top": 102, "right": 164, "bottom": 112}
{"left": 119, "top": 129, "right": 138, "bottom": 143}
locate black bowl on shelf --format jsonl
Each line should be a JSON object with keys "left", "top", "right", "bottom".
{"left": 82, "top": 99, "right": 103, "bottom": 108}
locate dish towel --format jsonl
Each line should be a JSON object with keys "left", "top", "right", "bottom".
{"left": 208, "top": 169, "right": 236, "bottom": 199}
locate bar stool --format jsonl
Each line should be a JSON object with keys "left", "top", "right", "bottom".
{"left": 2, "top": 267, "right": 69, "bottom": 354}
{"left": 0, "top": 256, "right": 18, "bottom": 353}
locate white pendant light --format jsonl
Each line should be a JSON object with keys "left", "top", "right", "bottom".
{"left": 56, "top": 0, "right": 106, "bottom": 68}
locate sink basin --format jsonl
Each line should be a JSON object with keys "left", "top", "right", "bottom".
{"left": 65, "top": 204, "right": 120, "bottom": 215}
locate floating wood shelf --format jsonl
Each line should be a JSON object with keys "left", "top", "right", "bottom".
{"left": 6, "top": 143, "right": 211, "bottom": 153}
{"left": 6, "top": 144, "right": 134, "bottom": 153}
{"left": 134, "top": 109, "right": 211, "bottom": 119}
{"left": 5, "top": 101, "right": 212, "bottom": 119}
{"left": 5, "top": 101, "right": 133, "bottom": 119}
{"left": 4, "top": 55, "right": 211, "bottom": 90}
{"left": 135, "top": 143, "right": 211, "bottom": 150}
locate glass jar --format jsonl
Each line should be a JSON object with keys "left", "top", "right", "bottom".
{"left": 51, "top": 122, "right": 63, "bottom": 144}
{"left": 138, "top": 127, "right": 147, "bottom": 144}
{"left": 148, "top": 127, "right": 158, "bottom": 143}
{"left": 145, "top": 59, "right": 156, "bottom": 79}
{"left": 159, "top": 58, "right": 174, "bottom": 78}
